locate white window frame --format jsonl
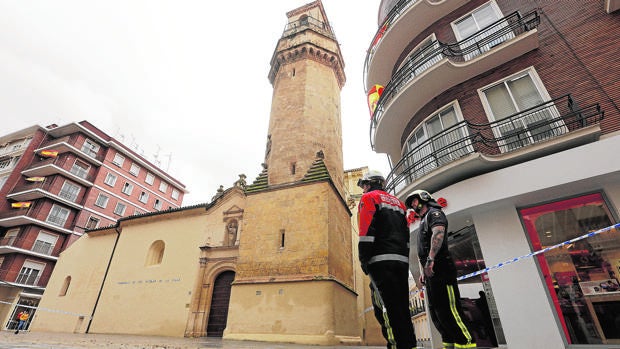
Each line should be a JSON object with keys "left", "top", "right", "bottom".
{"left": 0, "top": 175, "right": 8, "bottom": 190}
{"left": 171, "top": 189, "right": 179, "bottom": 200}
{"left": 5, "top": 228, "right": 19, "bottom": 245}
{"left": 16, "top": 260, "right": 45, "bottom": 286}
{"left": 95, "top": 194, "right": 109, "bottom": 208}
{"left": 46, "top": 205, "right": 70, "bottom": 227}
{"left": 401, "top": 101, "right": 471, "bottom": 178}
{"left": 104, "top": 173, "right": 117, "bottom": 186}
{"left": 70, "top": 160, "right": 90, "bottom": 179}
{"left": 33, "top": 231, "right": 58, "bottom": 255}
{"left": 85, "top": 216, "right": 100, "bottom": 229}
{"left": 158, "top": 181, "right": 168, "bottom": 193}
{"left": 0, "top": 158, "right": 12, "bottom": 170}
{"left": 112, "top": 153, "right": 125, "bottom": 167}
{"left": 138, "top": 191, "right": 149, "bottom": 204}
{"left": 114, "top": 202, "right": 126, "bottom": 216}
{"left": 145, "top": 173, "right": 155, "bottom": 185}
{"left": 154, "top": 199, "right": 162, "bottom": 210}
{"left": 397, "top": 34, "right": 443, "bottom": 79}
{"left": 59, "top": 181, "right": 80, "bottom": 202}
{"left": 477, "top": 67, "right": 566, "bottom": 153}
{"left": 129, "top": 163, "right": 140, "bottom": 176}
{"left": 121, "top": 182, "right": 134, "bottom": 195}
{"left": 451, "top": 1, "right": 510, "bottom": 61}
{"left": 81, "top": 139, "right": 100, "bottom": 158}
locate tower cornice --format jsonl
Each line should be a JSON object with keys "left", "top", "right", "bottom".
{"left": 268, "top": 40, "right": 346, "bottom": 89}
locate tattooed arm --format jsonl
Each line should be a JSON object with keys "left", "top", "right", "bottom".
{"left": 423, "top": 224, "right": 445, "bottom": 277}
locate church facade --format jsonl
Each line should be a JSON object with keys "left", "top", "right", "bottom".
{"left": 31, "top": 1, "right": 385, "bottom": 346}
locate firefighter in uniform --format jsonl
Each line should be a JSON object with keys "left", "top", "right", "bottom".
{"left": 406, "top": 189, "right": 476, "bottom": 349}
{"left": 358, "top": 170, "right": 417, "bottom": 349}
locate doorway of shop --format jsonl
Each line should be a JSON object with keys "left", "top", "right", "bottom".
{"left": 449, "top": 225, "right": 506, "bottom": 348}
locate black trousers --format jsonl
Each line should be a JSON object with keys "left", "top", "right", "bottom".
{"left": 368, "top": 261, "right": 417, "bottom": 349}
{"left": 425, "top": 261, "right": 476, "bottom": 348}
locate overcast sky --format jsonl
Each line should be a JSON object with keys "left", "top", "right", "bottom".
{"left": 0, "top": 0, "right": 389, "bottom": 205}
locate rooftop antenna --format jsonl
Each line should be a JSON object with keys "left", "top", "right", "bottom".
{"left": 153, "top": 145, "right": 162, "bottom": 167}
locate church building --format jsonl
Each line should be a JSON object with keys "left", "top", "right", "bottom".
{"left": 31, "top": 1, "right": 382, "bottom": 346}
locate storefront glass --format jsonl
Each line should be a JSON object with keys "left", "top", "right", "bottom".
{"left": 448, "top": 226, "right": 506, "bottom": 346}
{"left": 520, "top": 193, "right": 620, "bottom": 345}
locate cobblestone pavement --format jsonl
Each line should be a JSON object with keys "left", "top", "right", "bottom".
{"left": 0, "top": 331, "right": 385, "bottom": 349}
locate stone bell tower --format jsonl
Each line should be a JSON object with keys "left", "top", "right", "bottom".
{"left": 225, "top": 1, "right": 358, "bottom": 345}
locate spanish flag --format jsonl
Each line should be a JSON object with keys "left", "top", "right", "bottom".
{"left": 370, "top": 20, "right": 390, "bottom": 51}
{"left": 25, "top": 177, "right": 46, "bottom": 182}
{"left": 11, "top": 202, "right": 32, "bottom": 208}
{"left": 39, "top": 150, "right": 59, "bottom": 158}
{"left": 367, "top": 84, "right": 384, "bottom": 118}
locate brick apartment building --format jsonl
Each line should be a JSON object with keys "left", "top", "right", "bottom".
{"left": 366, "top": 0, "right": 620, "bottom": 347}
{"left": 0, "top": 120, "right": 186, "bottom": 330}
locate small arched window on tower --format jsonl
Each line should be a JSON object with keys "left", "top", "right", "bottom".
{"left": 300, "top": 15, "right": 309, "bottom": 27}
{"left": 146, "top": 240, "right": 165, "bottom": 266}
{"left": 59, "top": 275, "right": 71, "bottom": 296}
{"left": 291, "top": 162, "right": 296, "bottom": 175}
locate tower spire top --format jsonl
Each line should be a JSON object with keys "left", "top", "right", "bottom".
{"left": 268, "top": 0, "right": 345, "bottom": 88}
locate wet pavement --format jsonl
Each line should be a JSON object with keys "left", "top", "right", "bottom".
{"left": 0, "top": 331, "right": 385, "bottom": 349}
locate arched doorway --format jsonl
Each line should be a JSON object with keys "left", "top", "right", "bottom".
{"left": 206, "top": 270, "right": 235, "bottom": 337}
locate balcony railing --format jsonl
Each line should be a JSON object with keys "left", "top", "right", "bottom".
{"left": 365, "top": 0, "right": 420, "bottom": 86}
{"left": 31, "top": 240, "right": 54, "bottom": 255}
{"left": 22, "top": 155, "right": 96, "bottom": 183}
{"left": 38, "top": 134, "right": 105, "bottom": 163}
{"left": 0, "top": 236, "right": 56, "bottom": 256}
{"left": 282, "top": 16, "right": 335, "bottom": 40}
{"left": 0, "top": 268, "right": 50, "bottom": 288}
{"left": 385, "top": 95, "right": 604, "bottom": 193}
{"left": 370, "top": 10, "right": 540, "bottom": 149}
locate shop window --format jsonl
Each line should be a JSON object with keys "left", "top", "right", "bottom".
{"left": 520, "top": 193, "right": 620, "bottom": 344}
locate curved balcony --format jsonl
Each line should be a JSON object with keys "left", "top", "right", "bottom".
{"left": 370, "top": 11, "right": 540, "bottom": 156}
{"left": 384, "top": 95, "right": 604, "bottom": 196}
{"left": 0, "top": 267, "right": 50, "bottom": 289}
{"left": 7, "top": 181, "right": 84, "bottom": 210}
{"left": 0, "top": 206, "right": 74, "bottom": 235}
{"left": 0, "top": 236, "right": 59, "bottom": 261}
{"left": 21, "top": 157, "right": 95, "bottom": 186}
{"left": 36, "top": 134, "right": 104, "bottom": 165}
{"left": 364, "top": 0, "right": 470, "bottom": 90}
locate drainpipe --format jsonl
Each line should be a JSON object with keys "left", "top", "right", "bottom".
{"left": 85, "top": 224, "right": 121, "bottom": 333}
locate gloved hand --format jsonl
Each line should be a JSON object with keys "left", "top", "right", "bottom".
{"left": 361, "top": 262, "right": 369, "bottom": 275}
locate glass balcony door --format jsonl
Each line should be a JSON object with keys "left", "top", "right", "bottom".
{"left": 483, "top": 72, "right": 565, "bottom": 152}
{"left": 453, "top": 2, "right": 513, "bottom": 61}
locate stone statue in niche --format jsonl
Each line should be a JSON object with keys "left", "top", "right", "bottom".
{"left": 226, "top": 220, "right": 238, "bottom": 246}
